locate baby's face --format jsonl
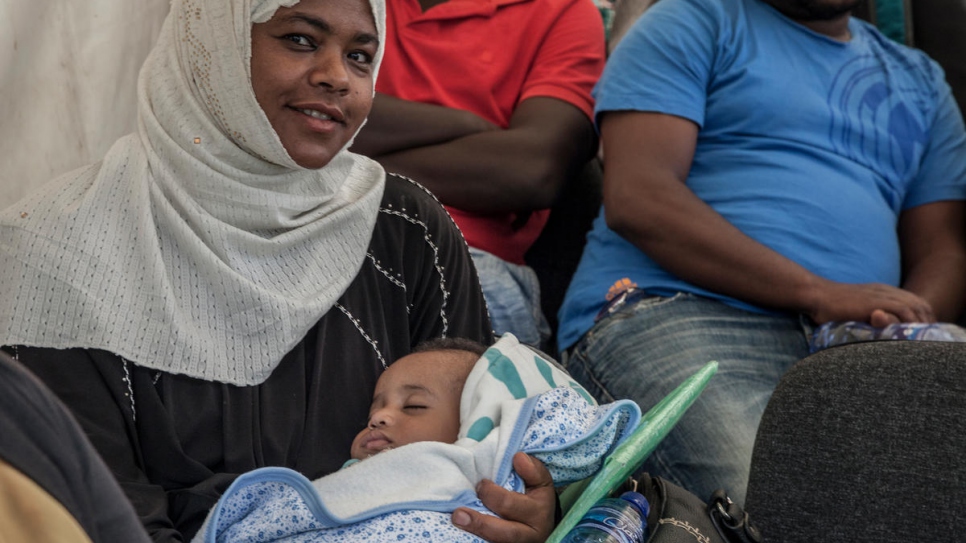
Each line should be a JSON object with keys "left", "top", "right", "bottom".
{"left": 350, "top": 350, "right": 477, "bottom": 460}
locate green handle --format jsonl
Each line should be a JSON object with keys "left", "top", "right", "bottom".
{"left": 547, "top": 360, "right": 719, "bottom": 543}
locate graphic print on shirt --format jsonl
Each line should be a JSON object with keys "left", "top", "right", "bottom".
{"left": 827, "top": 52, "right": 934, "bottom": 207}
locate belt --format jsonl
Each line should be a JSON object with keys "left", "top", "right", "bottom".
{"left": 594, "top": 287, "right": 652, "bottom": 323}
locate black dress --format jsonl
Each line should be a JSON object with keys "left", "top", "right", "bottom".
{"left": 9, "top": 175, "right": 493, "bottom": 542}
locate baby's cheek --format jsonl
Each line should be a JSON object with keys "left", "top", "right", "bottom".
{"left": 349, "top": 434, "right": 366, "bottom": 459}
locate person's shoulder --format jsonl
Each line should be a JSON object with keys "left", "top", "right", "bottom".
{"left": 852, "top": 18, "right": 914, "bottom": 55}
{"left": 380, "top": 173, "right": 448, "bottom": 217}
{"left": 0, "top": 160, "right": 101, "bottom": 227}
{"left": 490, "top": 0, "right": 603, "bottom": 44}
{"left": 647, "top": 0, "right": 736, "bottom": 19}
{"left": 530, "top": 0, "right": 600, "bottom": 14}
{"left": 620, "top": 0, "right": 732, "bottom": 43}
{"left": 376, "top": 174, "right": 462, "bottom": 239}
{"left": 854, "top": 19, "right": 944, "bottom": 81}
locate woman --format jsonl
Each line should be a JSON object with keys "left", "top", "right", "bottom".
{"left": 0, "top": 0, "right": 554, "bottom": 540}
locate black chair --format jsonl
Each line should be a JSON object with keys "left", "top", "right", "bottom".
{"left": 744, "top": 340, "right": 966, "bottom": 542}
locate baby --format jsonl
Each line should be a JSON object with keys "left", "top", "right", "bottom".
{"left": 349, "top": 338, "right": 487, "bottom": 462}
{"left": 194, "top": 333, "right": 641, "bottom": 543}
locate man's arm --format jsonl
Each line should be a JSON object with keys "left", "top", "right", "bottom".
{"left": 350, "top": 94, "right": 499, "bottom": 158}
{"left": 362, "top": 96, "right": 598, "bottom": 214}
{"left": 608, "top": 0, "right": 658, "bottom": 54}
{"left": 601, "top": 110, "right": 936, "bottom": 325}
{"left": 895, "top": 200, "right": 966, "bottom": 322}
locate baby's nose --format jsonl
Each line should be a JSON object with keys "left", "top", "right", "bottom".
{"left": 369, "top": 409, "right": 394, "bottom": 428}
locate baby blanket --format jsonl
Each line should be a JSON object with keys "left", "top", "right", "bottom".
{"left": 809, "top": 321, "right": 966, "bottom": 353}
{"left": 193, "top": 333, "right": 641, "bottom": 542}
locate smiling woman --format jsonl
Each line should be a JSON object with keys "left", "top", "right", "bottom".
{"left": 0, "top": 0, "right": 555, "bottom": 541}
{"left": 251, "top": 0, "right": 379, "bottom": 168}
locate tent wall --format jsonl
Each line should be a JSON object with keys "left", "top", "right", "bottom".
{"left": 0, "top": 0, "right": 169, "bottom": 207}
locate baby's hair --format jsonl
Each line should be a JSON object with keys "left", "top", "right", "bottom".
{"left": 411, "top": 337, "right": 487, "bottom": 391}
{"left": 412, "top": 337, "right": 488, "bottom": 357}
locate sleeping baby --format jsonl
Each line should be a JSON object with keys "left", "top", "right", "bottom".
{"left": 193, "top": 333, "right": 641, "bottom": 542}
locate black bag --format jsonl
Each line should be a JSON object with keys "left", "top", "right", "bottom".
{"left": 621, "top": 474, "right": 762, "bottom": 543}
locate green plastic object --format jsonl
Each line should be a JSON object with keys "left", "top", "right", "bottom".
{"left": 548, "top": 360, "right": 719, "bottom": 543}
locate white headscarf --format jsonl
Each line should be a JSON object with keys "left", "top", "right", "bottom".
{"left": 0, "top": 0, "right": 388, "bottom": 385}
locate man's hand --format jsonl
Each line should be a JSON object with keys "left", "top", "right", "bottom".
{"left": 452, "top": 452, "right": 556, "bottom": 543}
{"left": 806, "top": 279, "right": 935, "bottom": 326}
{"left": 868, "top": 309, "right": 901, "bottom": 327}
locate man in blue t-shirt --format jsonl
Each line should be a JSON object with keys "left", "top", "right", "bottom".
{"left": 558, "top": 0, "right": 966, "bottom": 505}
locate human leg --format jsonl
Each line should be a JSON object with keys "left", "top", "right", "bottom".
{"left": 563, "top": 293, "right": 810, "bottom": 505}
{"left": 469, "top": 248, "right": 552, "bottom": 349}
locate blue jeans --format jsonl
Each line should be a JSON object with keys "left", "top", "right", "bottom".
{"left": 469, "top": 248, "right": 551, "bottom": 349}
{"left": 562, "top": 293, "right": 811, "bottom": 505}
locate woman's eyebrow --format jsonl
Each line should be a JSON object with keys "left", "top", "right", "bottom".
{"left": 288, "top": 14, "right": 334, "bottom": 34}
{"left": 354, "top": 32, "right": 379, "bottom": 48}
{"left": 287, "top": 13, "right": 379, "bottom": 47}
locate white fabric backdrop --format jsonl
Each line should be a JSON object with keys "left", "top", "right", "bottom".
{"left": 0, "top": 0, "right": 169, "bottom": 207}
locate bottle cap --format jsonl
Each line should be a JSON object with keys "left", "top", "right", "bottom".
{"left": 619, "top": 491, "right": 650, "bottom": 520}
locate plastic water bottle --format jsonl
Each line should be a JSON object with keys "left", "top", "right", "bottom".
{"left": 561, "top": 491, "right": 650, "bottom": 543}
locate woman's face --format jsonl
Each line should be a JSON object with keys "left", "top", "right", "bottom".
{"left": 251, "top": 0, "right": 378, "bottom": 169}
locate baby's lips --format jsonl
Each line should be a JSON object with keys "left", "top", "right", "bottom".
{"left": 362, "top": 430, "right": 392, "bottom": 451}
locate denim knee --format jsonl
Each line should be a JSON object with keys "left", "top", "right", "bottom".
{"left": 561, "top": 293, "right": 811, "bottom": 504}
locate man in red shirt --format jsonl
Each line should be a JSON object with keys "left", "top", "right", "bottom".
{"left": 352, "top": 0, "right": 605, "bottom": 348}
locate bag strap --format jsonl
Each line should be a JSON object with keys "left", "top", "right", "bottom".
{"left": 708, "top": 490, "right": 763, "bottom": 543}
{"left": 626, "top": 474, "right": 762, "bottom": 543}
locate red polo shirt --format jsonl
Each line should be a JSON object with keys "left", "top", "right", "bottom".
{"left": 376, "top": 0, "right": 605, "bottom": 264}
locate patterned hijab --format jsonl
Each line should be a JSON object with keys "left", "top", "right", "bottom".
{"left": 0, "top": 0, "right": 388, "bottom": 385}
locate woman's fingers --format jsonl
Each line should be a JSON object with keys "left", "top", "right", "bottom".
{"left": 452, "top": 453, "right": 556, "bottom": 543}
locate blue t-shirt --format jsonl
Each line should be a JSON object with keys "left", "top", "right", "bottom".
{"left": 557, "top": 0, "right": 966, "bottom": 351}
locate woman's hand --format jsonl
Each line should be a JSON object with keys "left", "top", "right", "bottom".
{"left": 452, "top": 452, "right": 556, "bottom": 542}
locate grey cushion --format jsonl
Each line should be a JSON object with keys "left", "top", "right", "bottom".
{"left": 745, "top": 341, "right": 966, "bottom": 542}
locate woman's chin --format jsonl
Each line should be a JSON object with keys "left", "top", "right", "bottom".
{"left": 289, "top": 152, "right": 338, "bottom": 170}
